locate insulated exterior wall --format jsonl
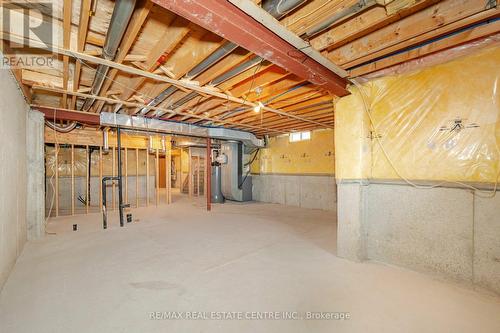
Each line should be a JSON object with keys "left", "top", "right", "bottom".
{"left": 335, "top": 45, "right": 500, "bottom": 294}
{"left": 336, "top": 46, "right": 500, "bottom": 184}
{"left": 251, "top": 129, "right": 336, "bottom": 210}
{"left": 252, "top": 129, "right": 335, "bottom": 175}
{"left": 0, "top": 71, "right": 28, "bottom": 291}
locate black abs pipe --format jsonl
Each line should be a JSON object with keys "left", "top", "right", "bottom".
{"left": 102, "top": 176, "right": 119, "bottom": 229}
{"left": 102, "top": 127, "right": 129, "bottom": 229}
{"left": 117, "top": 127, "right": 125, "bottom": 227}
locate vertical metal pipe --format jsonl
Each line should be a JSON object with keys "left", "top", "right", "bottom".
{"left": 71, "top": 144, "right": 75, "bottom": 215}
{"left": 86, "top": 145, "right": 90, "bottom": 214}
{"left": 206, "top": 138, "right": 211, "bottom": 211}
{"left": 55, "top": 144, "right": 59, "bottom": 217}
{"left": 117, "top": 127, "right": 124, "bottom": 227}
{"left": 112, "top": 147, "right": 116, "bottom": 209}
{"left": 124, "top": 147, "right": 128, "bottom": 203}
{"left": 135, "top": 148, "right": 139, "bottom": 208}
{"left": 102, "top": 178, "right": 108, "bottom": 229}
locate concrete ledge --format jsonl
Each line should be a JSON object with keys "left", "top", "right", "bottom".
{"left": 252, "top": 174, "right": 336, "bottom": 211}
{"left": 336, "top": 181, "right": 500, "bottom": 295}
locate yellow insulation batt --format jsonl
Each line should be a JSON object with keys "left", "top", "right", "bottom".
{"left": 336, "top": 45, "right": 500, "bottom": 185}
{"left": 252, "top": 129, "right": 335, "bottom": 175}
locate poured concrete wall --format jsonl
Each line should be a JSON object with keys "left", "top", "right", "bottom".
{"left": 0, "top": 71, "right": 28, "bottom": 290}
{"left": 26, "top": 110, "right": 45, "bottom": 240}
{"left": 252, "top": 174, "right": 336, "bottom": 211}
{"left": 337, "top": 182, "right": 500, "bottom": 294}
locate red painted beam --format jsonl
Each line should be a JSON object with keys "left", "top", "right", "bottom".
{"left": 151, "top": 0, "right": 349, "bottom": 96}
{"left": 206, "top": 137, "right": 212, "bottom": 211}
{"left": 33, "top": 106, "right": 101, "bottom": 125}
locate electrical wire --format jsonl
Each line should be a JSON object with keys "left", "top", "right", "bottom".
{"left": 239, "top": 149, "right": 260, "bottom": 188}
{"left": 350, "top": 78, "right": 499, "bottom": 198}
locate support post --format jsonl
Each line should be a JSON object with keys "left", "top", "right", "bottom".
{"left": 117, "top": 127, "right": 124, "bottom": 227}
{"left": 71, "top": 144, "right": 75, "bottom": 215}
{"left": 112, "top": 146, "right": 116, "bottom": 210}
{"left": 166, "top": 149, "right": 170, "bottom": 204}
{"left": 156, "top": 148, "right": 159, "bottom": 206}
{"left": 86, "top": 145, "right": 89, "bottom": 214}
{"left": 206, "top": 138, "right": 211, "bottom": 211}
{"left": 136, "top": 148, "right": 139, "bottom": 208}
{"left": 55, "top": 143, "right": 59, "bottom": 217}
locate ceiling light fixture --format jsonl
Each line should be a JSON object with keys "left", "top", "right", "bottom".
{"left": 254, "top": 102, "right": 263, "bottom": 113}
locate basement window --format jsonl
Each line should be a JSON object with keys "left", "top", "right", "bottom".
{"left": 289, "top": 131, "right": 311, "bottom": 142}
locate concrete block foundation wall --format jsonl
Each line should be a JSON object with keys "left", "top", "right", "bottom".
{"left": 252, "top": 174, "right": 336, "bottom": 211}
{"left": 337, "top": 182, "right": 500, "bottom": 295}
{"left": 0, "top": 71, "right": 44, "bottom": 290}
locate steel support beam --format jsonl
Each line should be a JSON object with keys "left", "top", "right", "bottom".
{"left": 34, "top": 106, "right": 101, "bottom": 125}
{"left": 150, "top": 0, "right": 349, "bottom": 96}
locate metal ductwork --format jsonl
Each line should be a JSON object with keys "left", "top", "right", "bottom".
{"left": 303, "top": 0, "right": 381, "bottom": 38}
{"left": 162, "top": 56, "right": 265, "bottom": 114}
{"left": 81, "top": 0, "right": 137, "bottom": 111}
{"left": 138, "top": 41, "right": 239, "bottom": 115}
{"left": 100, "top": 112, "right": 265, "bottom": 148}
{"left": 139, "top": 0, "right": 307, "bottom": 117}
{"left": 262, "top": 0, "right": 305, "bottom": 18}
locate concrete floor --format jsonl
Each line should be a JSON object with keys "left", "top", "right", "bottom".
{"left": 1, "top": 195, "right": 500, "bottom": 333}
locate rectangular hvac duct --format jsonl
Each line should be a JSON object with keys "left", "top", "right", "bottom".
{"left": 100, "top": 112, "right": 265, "bottom": 148}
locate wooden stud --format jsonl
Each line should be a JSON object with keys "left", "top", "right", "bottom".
{"left": 166, "top": 149, "right": 171, "bottom": 204}
{"left": 99, "top": 147, "right": 103, "bottom": 212}
{"left": 188, "top": 148, "right": 193, "bottom": 198}
{"left": 71, "top": 144, "right": 75, "bottom": 215}
{"left": 156, "top": 148, "right": 160, "bottom": 206}
{"left": 196, "top": 155, "right": 200, "bottom": 197}
{"left": 146, "top": 150, "right": 150, "bottom": 206}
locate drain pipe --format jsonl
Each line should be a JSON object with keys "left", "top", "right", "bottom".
{"left": 139, "top": 0, "right": 307, "bottom": 117}
{"left": 82, "top": 0, "right": 137, "bottom": 111}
